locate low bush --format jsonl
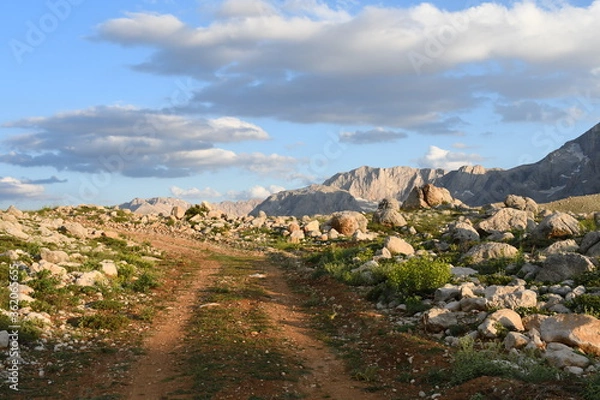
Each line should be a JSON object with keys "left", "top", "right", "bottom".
{"left": 76, "top": 313, "right": 129, "bottom": 331}
{"left": 383, "top": 256, "right": 451, "bottom": 297}
{"left": 565, "top": 294, "right": 600, "bottom": 317}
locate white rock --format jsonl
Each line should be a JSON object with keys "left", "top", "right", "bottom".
{"left": 504, "top": 332, "right": 529, "bottom": 350}
{"left": 0, "top": 330, "right": 9, "bottom": 348}
{"left": 100, "top": 260, "right": 118, "bottom": 277}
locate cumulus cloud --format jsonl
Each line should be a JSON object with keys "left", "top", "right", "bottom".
{"left": 415, "top": 145, "right": 484, "bottom": 170}
{"left": 339, "top": 128, "right": 407, "bottom": 144}
{"left": 170, "top": 185, "right": 222, "bottom": 199}
{"left": 0, "top": 177, "right": 45, "bottom": 200}
{"left": 228, "top": 184, "right": 285, "bottom": 200}
{"left": 1, "top": 105, "right": 295, "bottom": 178}
{"left": 93, "top": 1, "right": 600, "bottom": 128}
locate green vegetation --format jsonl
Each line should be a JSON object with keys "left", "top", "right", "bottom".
{"left": 383, "top": 257, "right": 451, "bottom": 297}
{"left": 450, "top": 337, "right": 563, "bottom": 385}
{"left": 75, "top": 313, "right": 129, "bottom": 331}
{"left": 565, "top": 294, "right": 600, "bottom": 318}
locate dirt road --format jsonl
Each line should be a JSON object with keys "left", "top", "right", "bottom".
{"left": 122, "top": 233, "right": 383, "bottom": 400}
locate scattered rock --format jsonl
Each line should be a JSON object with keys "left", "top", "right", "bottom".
{"left": 532, "top": 212, "right": 581, "bottom": 240}
{"left": 543, "top": 342, "right": 591, "bottom": 369}
{"left": 541, "top": 314, "right": 600, "bottom": 356}
{"left": 463, "top": 242, "right": 519, "bottom": 264}
{"left": 485, "top": 285, "right": 537, "bottom": 309}
{"left": 384, "top": 236, "right": 415, "bottom": 256}
{"left": 402, "top": 184, "right": 453, "bottom": 210}
{"left": 537, "top": 253, "right": 595, "bottom": 283}
{"left": 75, "top": 271, "right": 107, "bottom": 287}
{"left": 40, "top": 248, "right": 69, "bottom": 264}
{"left": 504, "top": 194, "right": 538, "bottom": 214}
{"left": 580, "top": 231, "right": 600, "bottom": 257}
{"left": 372, "top": 199, "right": 407, "bottom": 227}
{"left": 171, "top": 206, "right": 186, "bottom": 220}
{"left": 59, "top": 222, "right": 89, "bottom": 239}
{"left": 330, "top": 211, "right": 367, "bottom": 236}
{"left": 477, "top": 208, "right": 535, "bottom": 234}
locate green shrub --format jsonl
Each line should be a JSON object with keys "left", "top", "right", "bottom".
{"left": 383, "top": 257, "right": 451, "bottom": 296}
{"left": 76, "top": 313, "right": 129, "bottom": 330}
{"left": 565, "top": 294, "right": 600, "bottom": 317}
{"left": 131, "top": 272, "right": 159, "bottom": 293}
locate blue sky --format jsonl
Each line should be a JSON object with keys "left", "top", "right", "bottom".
{"left": 2, "top": 0, "right": 599, "bottom": 209}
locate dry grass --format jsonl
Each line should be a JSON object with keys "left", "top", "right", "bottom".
{"left": 540, "top": 194, "right": 600, "bottom": 214}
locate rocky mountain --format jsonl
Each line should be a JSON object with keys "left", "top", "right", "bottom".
{"left": 439, "top": 122, "right": 600, "bottom": 205}
{"left": 323, "top": 166, "right": 445, "bottom": 202}
{"left": 217, "top": 199, "right": 263, "bottom": 216}
{"left": 323, "top": 122, "right": 600, "bottom": 207}
{"left": 250, "top": 184, "right": 366, "bottom": 217}
{"left": 119, "top": 197, "right": 191, "bottom": 215}
{"left": 120, "top": 197, "right": 263, "bottom": 217}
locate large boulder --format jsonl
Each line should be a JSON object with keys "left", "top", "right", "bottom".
{"left": 329, "top": 211, "right": 368, "bottom": 236}
{"left": 372, "top": 198, "right": 407, "bottom": 228}
{"left": 402, "top": 184, "right": 453, "bottom": 210}
{"left": 59, "top": 222, "right": 89, "bottom": 239}
{"left": 540, "top": 239, "right": 579, "bottom": 256}
{"left": 446, "top": 221, "right": 480, "bottom": 243}
{"left": 384, "top": 236, "right": 415, "bottom": 256}
{"left": 75, "top": 271, "right": 107, "bottom": 287}
{"left": 463, "top": 242, "right": 519, "bottom": 264}
{"left": 171, "top": 206, "right": 186, "bottom": 220}
{"left": 477, "top": 208, "right": 536, "bottom": 234}
{"left": 536, "top": 253, "right": 595, "bottom": 283}
{"left": 504, "top": 194, "right": 538, "bottom": 214}
{"left": 541, "top": 314, "right": 600, "bottom": 356}
{"left": 479, "top": 309, "right": 524, "bottom": 338}
{"left": 484, "top": 285, "right": 537, "bottom": 309}
{"left": 543, "top": 342, "right": 591, "bottom": 369}
{"left": 580, "top": 231, "right": 600, "bottom": 257}
{"left": 532, "top": 212, "right": 581, "bottom": 240}
{"left": 422, "top": 308, "right": 458, "bottom": 333}
{"left": 40, "top": 248, "right": 69, "bottom": 264}
{"left": 0, "top": 220, "right": 29, "bottom": 240}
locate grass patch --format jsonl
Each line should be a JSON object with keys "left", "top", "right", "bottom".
{"left": 450, "top": 337, "right": 564, "bottom": 386}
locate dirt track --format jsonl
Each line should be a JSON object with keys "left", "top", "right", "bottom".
{"left": 122, "top": 233, "right": 383, "bottom": 400}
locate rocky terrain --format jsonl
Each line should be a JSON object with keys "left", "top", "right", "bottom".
{"left": 1, "top": 190, "right": 600, "bottom": 398}
{"left": 255, "top": 123, "right": 600, "bottom": 216}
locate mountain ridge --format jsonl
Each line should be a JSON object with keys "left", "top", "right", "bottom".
{"left": 251, "top": 122, "right": 600, "bottom": 215}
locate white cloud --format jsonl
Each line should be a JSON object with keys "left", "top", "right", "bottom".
{"left": 170, "top": 185, "right": 222, "bottom": 199}
{"left": 415, "top": 145, "right": 484, "bottom": 171}
{"left": 0, "top": 177, "right": 45, "bottom": 200}
{"left": 1, "top": 105, "right": 295, "bottom": 178}
{"left": 93, "top": 2, "right": 600, "bottom": 129}
{"left": 228, "top": 184, "right": 285, "bottom": 200}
